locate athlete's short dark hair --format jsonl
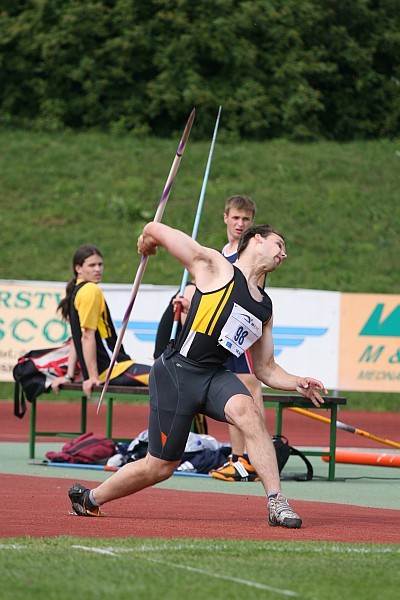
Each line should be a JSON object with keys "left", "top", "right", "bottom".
{"left": 237, "top": 225, "right": 285, "bottom": 258}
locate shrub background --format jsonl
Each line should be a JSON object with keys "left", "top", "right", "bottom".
{"left": 1, "top": 0, "right": 399, "bottom": 140}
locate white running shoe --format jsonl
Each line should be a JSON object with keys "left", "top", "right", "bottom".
{"left": 268, "top": 493, "right": 302, "bottom": 528}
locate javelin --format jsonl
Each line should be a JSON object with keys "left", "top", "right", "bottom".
{"left": 97, "top": 108, "right": 195, "bottom": 413}
{"left": 170, "top": 105, "right": 222, "bottom": 340}
{"left": 288, "top": 406, "right": 400, "bottom": 450}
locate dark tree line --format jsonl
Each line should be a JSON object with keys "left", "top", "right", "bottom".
{"left": 1, "top": 0, "right": 399, "bottom": 140}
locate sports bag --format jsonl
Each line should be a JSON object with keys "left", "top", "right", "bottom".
{"left": 45, "top": 432, "right": 116, "bottom": 464}
{"left": 13, "top": 341, "right": 75, "bottom": 419}
{"left": 273, "top": 435, "right": 314, "bottom": 481}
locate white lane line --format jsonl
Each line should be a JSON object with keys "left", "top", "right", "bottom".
{"left": 72, "top": 545, "right": 118, "bottom": 556}
{"left": 141, "top": 556, "right": 298, "bottom": 597}
{"left": 3, "top": 542, "right": 398, "bottom": 557}
{"left": 70, "top": 545, "right": 298, "bottom": 596}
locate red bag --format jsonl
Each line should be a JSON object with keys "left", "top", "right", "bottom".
{"left": 45, "top": 432, "right": 116, "bottom": 464}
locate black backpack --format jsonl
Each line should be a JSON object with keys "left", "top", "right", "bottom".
{"left": 273, "top": 435, "right": 313, "bottom": 481}
{"left": 13, "top": 342, "right": 72, "bottom": 418}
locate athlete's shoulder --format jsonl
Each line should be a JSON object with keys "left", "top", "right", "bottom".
{"left": 201, "top": 246, "right": 228, "bottom": 267}
{"left": 76, "top": 281, "right": 103, "bottom": 299}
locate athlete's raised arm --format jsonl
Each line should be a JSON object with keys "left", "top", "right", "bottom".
{"left": 137, "top": 222, "right": 232, "bottom": 291}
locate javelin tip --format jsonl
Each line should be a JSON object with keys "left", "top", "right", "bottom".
{"left": 184, "top": 108, "right": 196, "bottom": 135}
{"left": 177, "top": 108, "right": 196, "bottom": 155}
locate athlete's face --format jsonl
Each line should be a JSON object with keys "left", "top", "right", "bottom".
{"left": 262, "top": 234, "right": 287, "bottom": 270}
{"left": 75, "top": 254, "right": 103, "bottom": 283}
{"left": 224, "top": 209, "right": 254, "bottom": 242}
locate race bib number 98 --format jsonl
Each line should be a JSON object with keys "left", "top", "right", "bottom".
{"left": 218, "top": 303, "right": 262, "bottom": 357}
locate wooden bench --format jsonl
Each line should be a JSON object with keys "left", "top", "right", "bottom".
{"left": 29, "top": 383, "right": 149, "bottom": 460}
{"left": 262, "top": 393, "right": 347, "bottom": 481}
{"left": 29, "top": 384, "right": 346, "bottom": 480}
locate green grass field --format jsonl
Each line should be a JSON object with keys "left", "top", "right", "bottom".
{"left": 1, "top": 129, "right": 399, "bottom": 411}
{"left": 1, "top": 537, "right": 399, "bottom": 600}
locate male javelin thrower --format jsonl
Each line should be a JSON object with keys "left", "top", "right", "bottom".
{"left": 69, "top": 221, "right": 327, "bottom": 529}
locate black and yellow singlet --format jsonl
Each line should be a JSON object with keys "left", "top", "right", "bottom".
{"left": 168, "top": 266, "right": 272, "bottom": 365}
{"left": 69, "top": 281, "right": 132, "bottom": 380}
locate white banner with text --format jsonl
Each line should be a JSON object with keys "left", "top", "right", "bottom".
{"left": 1, "top": 280, "right": 398, "bottom": 392}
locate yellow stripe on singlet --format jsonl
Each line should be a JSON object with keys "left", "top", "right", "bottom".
{"left": 191, "top": 280, "right": 234, "bottom": 335}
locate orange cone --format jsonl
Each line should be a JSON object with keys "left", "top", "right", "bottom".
{"left": 322, "top": 450, "right": 400, "bottom": 468}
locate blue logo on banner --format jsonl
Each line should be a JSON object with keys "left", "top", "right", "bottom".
{"left": 114, "top": 321, "right": 158, "bottom": 343}
{"left": 115, "top": 321, "right": 328, "bottom": 356}
{"left": 272, "top": 326, "right": 328, "bottom": 356}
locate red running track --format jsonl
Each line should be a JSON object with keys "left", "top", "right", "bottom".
{"left": 1, "top": 473, "right": 399, "bottom": 543}
{"left": 1, "top": 402, "right": 400, "bottom": 542}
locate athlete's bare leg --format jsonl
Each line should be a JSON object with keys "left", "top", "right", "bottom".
{"left": 224, "top": 393, "right": 281, "bottom": 492}
{"left": 92, "top": 454, "right": 180, "bottom": 505}
{"left": 227, "top": 373, "right": 265, "bottom": 456}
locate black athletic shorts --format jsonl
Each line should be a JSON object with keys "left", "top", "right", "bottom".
{"left": 148, "top": 352, "right": 251, "bottom": 461}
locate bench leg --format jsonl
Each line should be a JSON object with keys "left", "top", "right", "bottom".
{"left": 80, "top": 396, "right": 87, "bottom": 433}
{"left": 275, "top": 403, "right": 283, "bottom": 436}
{"left": 29, "top": 398, "right": 37, "bottom": 459}
{"left": 328, "top": 405, "right": 338, "bottom": 481}
{"left": 106, "top": 397, "right": 114, "bottom": 439}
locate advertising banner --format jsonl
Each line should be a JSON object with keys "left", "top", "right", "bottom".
{"left": 2, "top": 280, "right": 399, "bottom": 393}
{"left": 338, "top": 293, "right": 400, "bottom": 392}
{"left": 0, "top": 281, "right": 67, "bottom": 381}
{"left": 268, "top": 288, "right": 341, "bottom": 390}
{"left": 0, "top": 280, "right": 176, "bottom": 382}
